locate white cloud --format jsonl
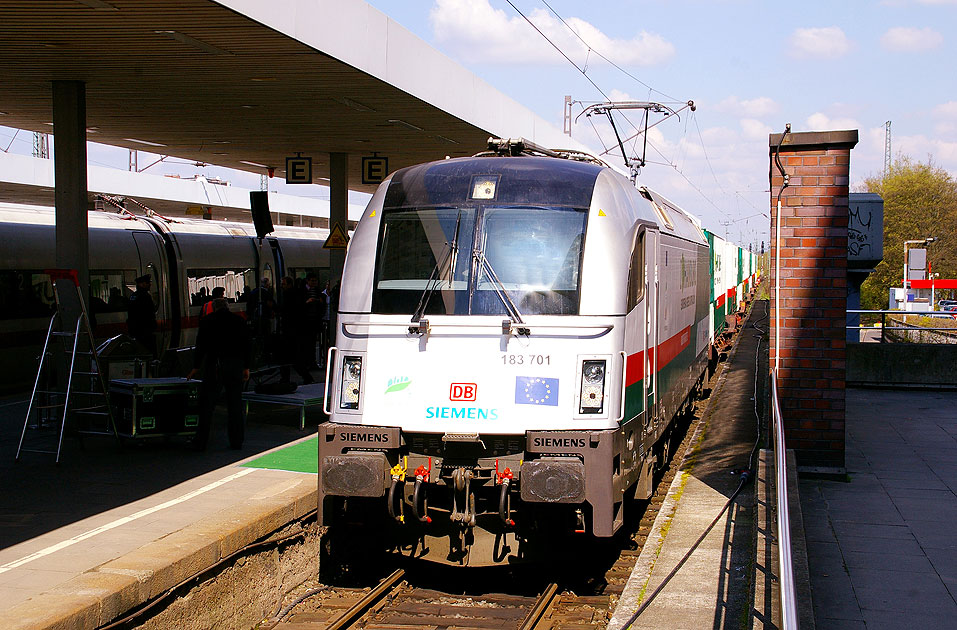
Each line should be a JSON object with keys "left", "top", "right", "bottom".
{"left": 429, "top": 0, "right": 675, "bottom": 66}
{"left": 934, "top": 101, "right": 957, "bottom": 117}
{"left": 788, "top": 27, "right": 851, "bottom": 59}
{"left": 805, "top": 112, "right": 860, "bottom": 131}
{"left": 740, "top": 119, "right": 773, "bottom": 141}
{"left": 896, "top": 133, "right": 957, "bottom": 161}
{"left": 715, "top": 96, "right": 779, "bottom": 117}
{"left": 881, "top": 26, "right": 943, "bottom": 52}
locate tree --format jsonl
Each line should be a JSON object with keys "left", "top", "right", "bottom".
{"left": 858, "top": 157, "right": 957, "bottom": 309}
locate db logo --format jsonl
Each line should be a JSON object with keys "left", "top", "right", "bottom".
{"left": 450, "top": 383, "right": 477, "bottom": 401}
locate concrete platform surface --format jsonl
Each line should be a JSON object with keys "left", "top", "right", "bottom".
{"left": 0, "top": 388, "right": 321, "bottom": 630}
{"left": 610, "top": 301, "right": 769, "bottom": 630}
{"left": 801, "top": 387, "right": 957, "bottom": 630}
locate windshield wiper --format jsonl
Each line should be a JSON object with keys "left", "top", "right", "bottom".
{"left": 410, "top": 212, "right": 461, "bottom": 327}
{"left": 474, "top": 250, "right": 529, "bottom": 336}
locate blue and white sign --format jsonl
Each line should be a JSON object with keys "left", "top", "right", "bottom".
{"left": 515, "top": 376, "right": 559, "bottom": 406}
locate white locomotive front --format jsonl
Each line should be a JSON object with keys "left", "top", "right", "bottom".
{"left": 320, "top": 141, "right": 711, "bottom": 566}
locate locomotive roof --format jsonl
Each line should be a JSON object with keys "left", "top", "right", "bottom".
{"left": 383, "top": 156, "right": 604, "bottom": 209}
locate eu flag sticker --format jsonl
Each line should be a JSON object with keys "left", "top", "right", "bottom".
{"left": 515, "top": 376, "right": 559, "bottom": 406}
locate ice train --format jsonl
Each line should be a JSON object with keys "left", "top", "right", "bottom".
{"left": 318, "top": 139, "right": 758, "bottom": 566}
{"left": 0, "top": 203, "right": 331, "bottom": 390}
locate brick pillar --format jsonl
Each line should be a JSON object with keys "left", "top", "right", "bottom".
{"left": 769, "top": 130, "right": 858, "bottom": 474}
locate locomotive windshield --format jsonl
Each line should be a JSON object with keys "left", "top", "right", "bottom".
{"left": 372, "top": 206, "right": 587, "bottom": 316}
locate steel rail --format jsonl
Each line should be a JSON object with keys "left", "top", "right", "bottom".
{"left": 324, "top": 568, "right": 405, "bottom": 630}
{"left": 771, "top": 371, "right": 799, "bottom": 630}
{"left": 519, "top": 582, "right": 559, "bottom": 630}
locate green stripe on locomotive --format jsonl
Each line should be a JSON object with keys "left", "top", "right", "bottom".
{"left": 622, "top": 321, "right": 703, "bottom": 424}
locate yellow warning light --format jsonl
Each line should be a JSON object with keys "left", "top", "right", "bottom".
{"left": 470, "top": 175, "right": 499, "bottom": 200}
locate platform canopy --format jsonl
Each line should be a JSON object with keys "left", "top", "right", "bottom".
{"left": 0, "top": 0, "right": 584, "bottom": 196}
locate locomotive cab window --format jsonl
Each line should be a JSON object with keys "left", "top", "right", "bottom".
{"left": 372, "top": 206, "right": 587, "bottom": 316}
{"left": 475, "top": 207, "right": 586, "bottom": 315}
{"left": 372, "top": 207, "right": 476, "bottom": 315}
{"left": 627, "top": 230, "right": 646, "bottom": 310}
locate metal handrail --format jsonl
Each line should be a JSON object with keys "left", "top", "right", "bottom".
{"left": 771, "top": 370, "right": 798, "bottom": 630}
{"left": 848, "top": 309, "right": 957, "bottom": 323}
{"left": 846, "top": 309, "right": 957, "bottom": 341}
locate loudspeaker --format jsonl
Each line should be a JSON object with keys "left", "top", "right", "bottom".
{"left": 249, "top": 191, "right": 274, "bottom": 239}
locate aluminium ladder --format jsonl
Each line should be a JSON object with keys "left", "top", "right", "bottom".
{"left": 16, "top": 278, "right": 120, "bottom": 463}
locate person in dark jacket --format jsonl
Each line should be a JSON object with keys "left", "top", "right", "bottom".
{"left": 127, "top": 274, "right": 157, "bottom": 357}
{"left": 303, "top": 273, "right": 324, "bottom": 369}
{"left": 278, "top": 276, "right": 313, "bottom": 384}
{"left": 187, "top": 298, "right": 251, "bottom": 450}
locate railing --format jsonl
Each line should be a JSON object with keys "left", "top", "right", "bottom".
{"left": 771, "top": 370, "right": 799, "bottom": 630}
{"left": 847, "top": 309, "right": 957, "bottom": 343}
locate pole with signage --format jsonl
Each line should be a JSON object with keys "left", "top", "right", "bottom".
{"left": 362, "top": 153, "right": 389, "bottom": 185}
{"left": 285, "top": 153, "right": 312, "bottom": 185}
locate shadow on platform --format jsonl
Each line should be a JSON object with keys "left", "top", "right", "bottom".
{"left": 0, "top": 390, "right": 323, "bottom": 551}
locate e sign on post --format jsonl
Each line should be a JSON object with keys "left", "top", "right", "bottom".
{"left": 285, "top": 154, "right": 312, "bottom": 184}
{"left": 362, "top": 155, "right": 388, "bottom": 185}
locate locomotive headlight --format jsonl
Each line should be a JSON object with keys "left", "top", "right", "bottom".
{"left": 339, "top": 356, "right": 362, "bottom": 409}
{"left": 583, "top": 363, "right": 604, "bottom": 384}
{"left": 579, "top": 359, "right": 606, "bottom": 414}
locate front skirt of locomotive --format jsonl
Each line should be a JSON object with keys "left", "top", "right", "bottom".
{"left": 318, "top": 422, "right": 634, "bottom": 567}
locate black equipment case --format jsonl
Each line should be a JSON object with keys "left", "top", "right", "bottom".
{"left": 110, "top": 378, "right": 200, "bottom": 438}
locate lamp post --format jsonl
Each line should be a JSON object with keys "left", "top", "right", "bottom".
{"left": 903, "top": 237, "right": 936, "bottom": 310}
{"left": 932, "top": 272, "right": 940, "bottom": 311}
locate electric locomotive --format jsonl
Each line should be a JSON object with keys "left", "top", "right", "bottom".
{"left": 319, "top": 139, "right": 717, "bottom": 566}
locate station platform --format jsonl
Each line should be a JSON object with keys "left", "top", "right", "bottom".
{"left": 610, "top": 300, "right": 957, "bottom": 629}
{"left": 0, "top": 377, "right": 323, "bottom": 630}
{"left": 609, "top": 300, "right": 770, "bottom": 630}
{"left": 4, "top": 309, "right": 955, "bottom": 629}
{"left": 800, "top": 387, "right": 957, "bottom": 629}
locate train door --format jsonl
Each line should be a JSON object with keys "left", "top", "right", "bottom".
{"left": 132, "top": 231, "right": 168, "bottom": 351}
{"left": 252, "top": 237, "right": 282, "bottom": 338}
{"left": 644, "top": 229, "right": 659, "bottom": 437}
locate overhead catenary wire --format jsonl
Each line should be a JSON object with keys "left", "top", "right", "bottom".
{"left": 540, "top": 0, "right": 680, "bottom": 102}
{"left": 503, "top": 0, "right": 610, "bottom": 101}
{"left": 694, "top": 114, "right": 729, "bottom": 200}
{"left": 503, "top": 1, "right": 742, "bottom": 232}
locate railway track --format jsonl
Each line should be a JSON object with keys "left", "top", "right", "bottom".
{"left": 262, "top": 567, "right": 559, "bottom": 629}
{"left": 262, "top": 392, "right": 706, "bottom": 630}
{"left": 263, "top": 308, "right": 749, "bottom": 630}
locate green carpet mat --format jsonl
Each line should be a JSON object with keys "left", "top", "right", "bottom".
{"left": 243, "top": 436, "right": 318, "bottom": 474}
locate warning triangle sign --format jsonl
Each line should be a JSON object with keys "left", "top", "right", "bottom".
{"left": 323, "top": 222, "right": 350, "bottom": 249}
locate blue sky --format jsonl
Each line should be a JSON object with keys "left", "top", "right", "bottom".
{"left": 364, "top": 0, "right": 957, "bottom": 249}
{"left": 2, "top": 0, "right": 954, "bottom": 249}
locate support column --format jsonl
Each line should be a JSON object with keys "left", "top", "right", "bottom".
{"left": 52, "top": 80, "right": 89, "bottom": 296}
{"left": 329, "top": 152, "right": 348, "bottom": 348}
{"left": 329, "top": 152, "right": 348, "bottom": 285}
{"left": 769, "top": 129, "right": 858, "bottom": 474}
